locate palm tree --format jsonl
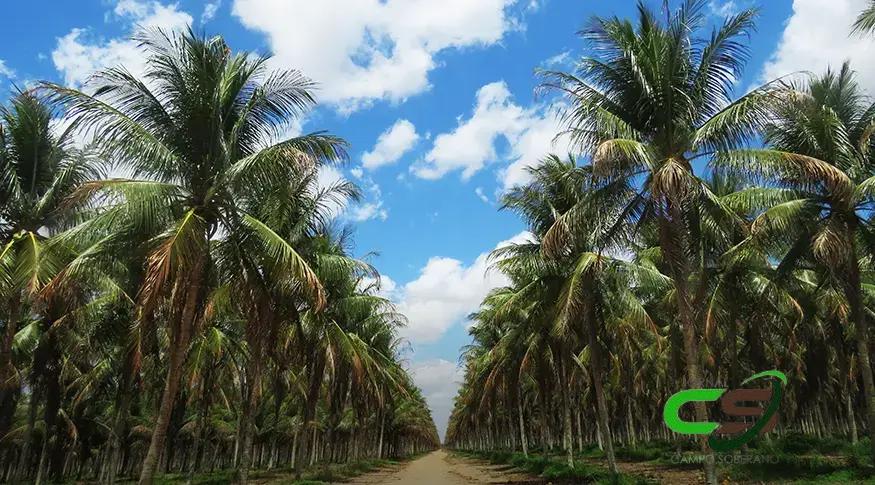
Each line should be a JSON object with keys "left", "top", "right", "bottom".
{"left": 538, "top": 3, "right": 780, "bottom": 481}
{"left": 0, "top": 41, "right": 437, "bottom": 482}
{"left": 501, "top": 154, "right": 670, "bottom": 474}
{"left": 853, "top": 1, "right": 875, "bottom": 35}
{"left": 214, "top": 160, "right": 360, "bottom": 482}
{"left": 715, "top": 61, "right": 875, "bottom": 465}
{"left": 44, "top": 29, "right": 347, "bottom": 484}
{"left": 0, "top": 91, "right": 97, "bottom": 478}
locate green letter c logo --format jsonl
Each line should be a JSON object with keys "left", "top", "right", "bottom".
{"left": 663, "top": 389, "right": 725, "bottom": 435}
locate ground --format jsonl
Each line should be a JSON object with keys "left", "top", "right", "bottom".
{"left": 339, "top": 449, "right": 542, "bottom": 485}
{"left": 581, "top": 456, "right": 702, "bottom": 483}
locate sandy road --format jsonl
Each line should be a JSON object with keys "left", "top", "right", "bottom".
{"left": 340, "top": 449, "right": 542, "bottom": 485}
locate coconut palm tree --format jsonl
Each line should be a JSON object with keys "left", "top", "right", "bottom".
{"left": 715, "top": 61, "right": 875, "bottom": 465}
{"left": 500, "top": 154, "right": 672, "bottom": 474}
{"left": 43, "top": 29, "right": 347, "bottom": 484}
{"left": 0, "top": 91, "right": 98, "bottom": 478}
{"left": 853, "top": 1, "right": 875, "bottom": 35}
{"left": 537, "top": 2, "right": 783, "bottom": 481}
{"left": 0, "top": 46, "right": 437, "bottom": 483}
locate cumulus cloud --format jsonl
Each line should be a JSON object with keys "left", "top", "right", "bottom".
{"left": 52, "top": 0, "right": 192, "bottom": 87}
{"left": 708, "top": 0, "right": 739, "bottom": 17}
{"left": 414, "top": 81, "right": 571, "bottom": 191}
{"left": 201, "top": 0, "right": 222, "bottom": 23}
{"left": 0, "top": 59, "right": 15, "bottom": 79}
{"left": 362, "top": 119, "right": 420, "bottom": 170}
{"left": 232, "top": 0, "right": 527, "bottom": 111}
{"left": 392, "top": 231, "right": 533, "bottom": 345}
{"left": 415, "top": 82, "right": 525, "bottom": 180}
{"left": 360, "top": 274, "right": 399, "bottom": 300}
{"left": 542, "top": 49, "right": 572, "bottom": 68}
{"left": 497, "top": 107, "right": 571, "bottom": 191}
{"left": 351, "top": 174, "right": 389, "bottom": 222}
{"left": 758, "top": 0, "right": 875, "bottom": 91}
{"left": 409, "top": 359, "right": 464, "bottom": 440}
{"left": 349, "top": 199, "right": 388, "bottom": 222}
{"left": 315, "top": 166, "right": 388, "bottom": 222}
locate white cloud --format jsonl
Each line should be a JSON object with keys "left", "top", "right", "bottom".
{"left": 362, "top": 119, "right": 420, "bottom": 170}
{"left": 201, "top": 0, "right": 222, "bottom": 23}
{"left": 232, "top": 0, "right": 527, "bottom": 110}
{"left": 392, "top": 231, "right": 532, "bottom": 345}
{"left": 409, "top": 359, "right": 464, "bottom": 440}
{"left": 350, "top": 167, "right": 364, "bottom": 179}
{"left": 415, "top": 81, "right": 571, "bottom": 190}
{"left": 315, "top": 167, "right": 388, "bottom": 222}
{"left": 314, "top": 165, "right": 349, "bottom": 218}
{"left": 416, "top": 82, "right": 525, "bottom": 180}
{"left": 543, "top": 49, "right": 572, "bottom": 68}
{"left": 275, "top": 116, "right": 305, "bottom": 142}
{"left": 393, "top": 232, "right": 534, "bottom": 438}
{"left": 114, "top": 0, "right": 149, "bottom": 18}
{"left": 0, "top": 59, "right": 15, "bottom": 79}
{"left": 351, "top": 175, "right": 389, "bottom": 222}
{"left": 708, "top": 0, "right": 738, "bottom": 17}
{"left": 475, "top": 187, "right": 490, "bottom": 203}
{"left": 498, "top": 107, "right": 571, "bottom": 191}
{"left": 758, "top": 0, "right": 875, "bottom": 91}
{"left": 360, "top": 274, "right": 399, "bottom": 300}
{"left": 350, "top": 201, "right": 388, "bottom": 222}
{"left": 52, "top": 0, "right": 192, "bottom": 87}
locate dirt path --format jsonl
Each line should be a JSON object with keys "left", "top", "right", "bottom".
{"left": 340, "top": 449, "right": 542, "bottom": 485}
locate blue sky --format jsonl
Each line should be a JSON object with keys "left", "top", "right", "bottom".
{"left": 2, "top": 0, "right": 872, "bottom": 438}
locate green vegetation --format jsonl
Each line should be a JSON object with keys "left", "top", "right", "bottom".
{"left": 446, "top": 1, "right": 875, "bottom": 484}
{"left": 455, "top": 450, "right": 653, "bottom": 484}
{"left": 0, "top": 29, "right": 437, "bottom": 484}
{"left": 5, "top": 0, "right": 875, "bottom": 484}
{"left": 147, "top": 457, "right": 398, "bottom": 484}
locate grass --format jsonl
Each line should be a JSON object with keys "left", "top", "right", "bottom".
{"left": 454, "top": 449, "right": 655, "bottom": 484}
{"left": 145, "top": 457, "right": 401, "bottom": 484}
{"left": 458, "top": 434, "right": 875, "bottom": 484}
{"left": 619, "top": 434, "right": 874, "bottom": 484}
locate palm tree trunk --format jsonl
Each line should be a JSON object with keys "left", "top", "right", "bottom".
{"left": 377, "top": 413, "right": 385, "bottom": 459}
{"left": 267, "top": 373, "right": 284, "bottom": 470}
{"left": 0, "top": 296, "right": 21, "bottom": 440}
{"left": 659, "top": 212, "right": 717, "bottom": 485}
{"left": 295, "top": 349, "right": 325, "bottom": 479}
{"left": 16, "top": 372, "right": 40, "bottom": 480}
{"left": 106, "top": 343, "right": 138, "bottom": 485}
{"left": 35, "top": 436, "right": 49, "bottom": 485}
{"left": 236, "top": 348, "right": 263, "bottom": 483}
{"left": 291, "top": 429, "right": 298, "bottom": 468}
{"left": 138, "top": 330, "right": 186, "bottom": 484}
{"left": 517, "top": 394, "right": 528, "bottom": 457}
{"left": 558, "top": 358, "right": 573, "bottom": 467}
{"left": 586, "top": 296, "right": 618, "bottom": 474}
{"left": 139, "top": 262, "right": 204, "bottom": 485}
{"left": 847, "top": 384, "right": 859, "bottom": 444}
{"left": 187, "top": 365, "right": 214, "bottom": 483}
{"left": 35, "top": 329, "right": 62, "bottom": 485}
{"left": 843, "top": 245, "right": 875, "bottom": 465}
{"left": 538, "top": 373, "right": 551, "bottom": 454}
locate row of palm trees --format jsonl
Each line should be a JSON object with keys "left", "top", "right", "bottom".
{"left": 446, "top": 2, "right": 875, "bottom": 484}
{"left": 0, "top": 30, "right": 438, "bottom": 484}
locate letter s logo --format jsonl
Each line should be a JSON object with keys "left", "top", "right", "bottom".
{"left": 708, "top": 370, "right": 786, "bottom": 452}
